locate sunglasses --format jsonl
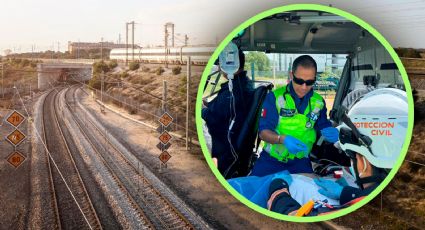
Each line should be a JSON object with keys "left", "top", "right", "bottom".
{"left": 293, "top": 74, "right": 316, "bottom": 86}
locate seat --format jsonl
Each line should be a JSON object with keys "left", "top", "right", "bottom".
{"left": 227, "top": 82, "right": 273, "bottom": 178}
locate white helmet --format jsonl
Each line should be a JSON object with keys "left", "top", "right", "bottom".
{"left": 339, "top": 88, "right": 408, "bottom": 169}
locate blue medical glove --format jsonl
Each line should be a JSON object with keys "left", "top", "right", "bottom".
{"left": 283, "top": 135, "right": 308, "bottom": 154}
{"left": 320, "top": 127, "right": 339, "bottom": 143}
{"left": 314, "top": 178, "right": 343, "bottom": 200}
{"left": 336, "top": 177, "right": 348, "bottom": 187}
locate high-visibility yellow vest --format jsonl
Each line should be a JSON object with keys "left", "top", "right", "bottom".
{"left": 263, "top": 86, "right": 324, "bottom": 162}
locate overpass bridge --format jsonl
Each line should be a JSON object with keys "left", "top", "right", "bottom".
{"left": 37, "top": 58, "right": 96, "bottom": 65}
{"left": 37, "top": 63, "right": 92, "bottom": 90}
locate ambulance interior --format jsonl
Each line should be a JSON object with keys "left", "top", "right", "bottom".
{"left": 202, "top": 10, "right": 405, "bottom": 193}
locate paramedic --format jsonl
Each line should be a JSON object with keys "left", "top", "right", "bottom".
{"left": 251, "top": 55, "right": 338, "bottom": 176}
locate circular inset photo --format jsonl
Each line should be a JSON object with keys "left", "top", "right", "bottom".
{"left": 196, "top": 4, "right": 414, "bottom": 222}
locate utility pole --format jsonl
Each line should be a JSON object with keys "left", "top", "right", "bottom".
{"left": 126, "top": 22, "right": 129, "bottom": 66}
{"left": 332, "top": 54, "right": 337, "bottom": 74}
{"left": 184, "top": 34, "right": 188, "bottom": 46}
{"left": 125, "top": 21, "right": 136, "bottom": 65}
{"left": 162, "top": 80, "right": 167, "bottom": 112}
{"left": 279, "top": 53, "right": 282, "bottom": 71}
{"left": 171, "top": 23, "right": 174, "bottom": 47}
{"left": 77, "top": 39, "right": 80, "bottom": 59}
{"left": 51, "top": 42, "right": 54, "bottom": 60}
{"left": 186, "top": 56, "right": 191, "bottom": 150}
{"left": 101, "top": 71, "right": 104, "bottom": 103}
{"left": 1, "top": 61, "right": 4, "bottom": 98}
{"left": 132, "top": 21, "right": 135, "bottom": 62}
{"left": 164, "top": 22, "right": 175, "bottom": 68}
{"left": 164, "top": 24, "right": 168, "bottom": 68}
{"left": 101, "top": 37, "right": 103, "bottom": 60}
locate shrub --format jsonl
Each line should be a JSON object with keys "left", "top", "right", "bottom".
{"left": 156, "top": 67, "right": 165, "bottom": 75}
{"left": 88, "top": 74, "right": 101, "bottom": 90}
{"left": 108, "top": 59, "right": 118, "bottom": 69}
{"left": 21, "top": 59, "right": 30, "bottom": 67}
{"left": 12, "top": 58, "right": 22, "bottom": 66}
{"left": 129, "top": 61, "right": 140, "bottom": 71}
{"left": 93, "top": 60, "right": 110, "bottom": 74}
{"left": 128, "top": 107, "right": 137, "bottom": 114}
{"left": 141, "top": 66, "right": 150, "bottom": 72}
{"left": 120, "top": 71, "right": 129, "bottom": 79}
{"left": 172, "top": 66, "right": 182, "bottom": 75}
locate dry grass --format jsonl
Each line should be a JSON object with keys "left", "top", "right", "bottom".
{"left": 0, "top": 64, "right": 38, "bottom": 108}
{"left": 102, "top": 66, "right": 201, "bottom": 136}
{"left": 402, "top": 58, "right": 425, "bottom": 69}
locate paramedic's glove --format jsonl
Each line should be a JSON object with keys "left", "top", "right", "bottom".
{"left": 314, "top": 178, "right": 343, "bottom": 200}
{"left": 283, "top": 135, "right": 308, "bottom": 154}
{"left": 320, "top": 127, "right": 339, "bottom": 143}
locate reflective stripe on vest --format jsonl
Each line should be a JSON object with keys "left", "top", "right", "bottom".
{"left": 263, "top": 86, "right": 324, "bottom": 162}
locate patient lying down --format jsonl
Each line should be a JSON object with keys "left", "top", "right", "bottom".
{"left": 228, "top": 170, "right": 362, "bottom": 216}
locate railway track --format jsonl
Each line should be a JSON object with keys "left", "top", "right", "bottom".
{"left": 74, "top": 84, "right": 345, "bottom": 230}
{"left": 42, "top": 89, "right": 102, "bottom": 230}
{"left": 64, "top": 85, "right": 207, "bottom": 229}
{"left": 56, "top": 84, "right": 346, "bottom": 229}
{"left": 62, "top": 86, "right": 154, "bottom": 229}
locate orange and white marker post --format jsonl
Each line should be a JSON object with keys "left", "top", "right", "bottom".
{"left": 5, "top": 110, "right": 27, "bottom": 169}
{"left": 157, "top": 112, "right": 174, "bottom": 170}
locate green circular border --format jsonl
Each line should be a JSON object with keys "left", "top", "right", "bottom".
{"left": 196, "top": 4, "right": 414, "bottom": 222}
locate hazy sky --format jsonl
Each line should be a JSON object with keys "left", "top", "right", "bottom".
{"left": 1, "top": 0, "right": 425, "bottom": 53}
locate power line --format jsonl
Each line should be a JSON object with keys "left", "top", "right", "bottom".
{"left": 405, "top": 159, "right": 425, "bottom": 167}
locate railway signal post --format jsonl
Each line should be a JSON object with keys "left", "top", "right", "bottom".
{"left": 5, "top": 110, "right": 27, "bottom": 168}
{"left": 158, "top": 112, "right": 173, "bottom": 170}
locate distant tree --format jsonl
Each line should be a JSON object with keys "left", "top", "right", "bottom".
{"left": 120, "top": 71, "right": 129, "bottom": 78}
{"left": 319, "top": 66, "right": 341, "bottom": 79}
{"left": 93, "top": 60, "right": 110, "bottom": 73}
{"left": 245, "top": 51, "right": 271, "bottom": 71}
{"left": 129, "top": 61, "right": 140, "bottom": 71}
{"left": 21, "top": 59, "right": 30, "bottom": 67}
{"left": 12, "top": 58, "right": 22, "bottom": 66}
{"left": 88, "top": 74, "right": 101, "bottom": 89}
{"left": 172, "top": 66, "right": 181, "bottom": 75}
{"left": 108, "top": 59, "right": 118, "bottom": 69}
{"left": 155, "top": 67, "right": 165, "bottom": 75}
